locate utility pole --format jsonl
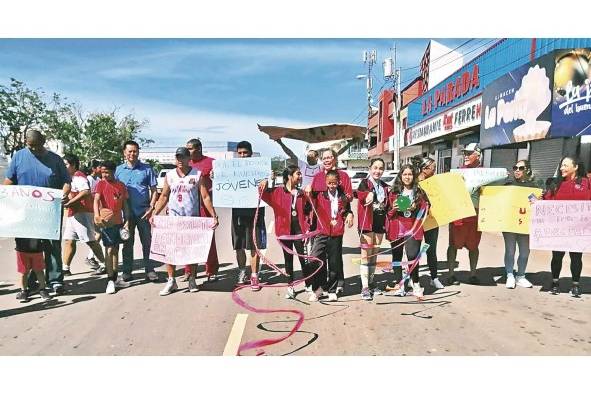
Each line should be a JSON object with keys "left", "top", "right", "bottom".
{"left": 383, "top": 43, "right": 401, "bottom": 171}
{"left": 360, "top": 49, "right": 377, "bottom": 143}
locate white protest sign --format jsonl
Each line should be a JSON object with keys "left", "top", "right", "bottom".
{"left": 149, "top": 216, "right": 214, "bottom": 265}
{"left": 212, "top": 157, "right": 271, "bottom": 208}
{"left": 529, "top": 200, "right": 591, "bottom": 253}
{"left": 0, "top": 185, "right": 63, "bottom": 240}
{"left": 451, "top": 168, "right": 508, "bottom": 190}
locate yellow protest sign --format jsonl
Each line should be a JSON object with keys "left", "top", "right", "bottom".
{"left": 419, "top": 173, "right": 476, "bottom": 230}
{"left": 478, "top": 186, "right": 543, "bottom": 234}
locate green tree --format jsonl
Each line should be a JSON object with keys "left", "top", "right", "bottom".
{"left": 0, "top": 78, "right": 68, "bottom": 156}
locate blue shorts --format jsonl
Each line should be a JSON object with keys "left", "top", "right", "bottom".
{"left": 100, "top": 224, "right": 124, "bottom": 247}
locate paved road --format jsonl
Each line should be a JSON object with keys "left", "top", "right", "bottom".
{"left": 0, "top": 203, "right": 590, "bottom": 356}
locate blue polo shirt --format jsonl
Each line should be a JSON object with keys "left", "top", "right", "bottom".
{"left": 6, "top": 148, "right": 71, "bottom": 188}
{"left": 115, "top": 160, "right": 157, "bottom": 217}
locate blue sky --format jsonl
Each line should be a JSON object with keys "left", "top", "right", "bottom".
{"left": 0, "top": 38, "right": 494, "bottom": 157}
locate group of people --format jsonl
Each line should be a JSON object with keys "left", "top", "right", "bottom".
{"left": 4, "top": 128, "right": 590, "bottom": 303}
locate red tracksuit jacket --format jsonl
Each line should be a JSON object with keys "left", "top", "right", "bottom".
{"left": 356, "top": 177, "right": 390, "bottom": 232}
{"left": 307, "top": 188, "right": 352, "bottom": 237}
{"left": 261, "top": 186, "right": 310, "bottom": 237}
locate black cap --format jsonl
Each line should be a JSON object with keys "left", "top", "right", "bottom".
{"left": 175, "top": 147, "right": 190, "bottom": 157}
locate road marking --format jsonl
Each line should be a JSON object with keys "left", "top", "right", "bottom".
{"left": 223, "top": 313, "right": 248, "bottom": 356}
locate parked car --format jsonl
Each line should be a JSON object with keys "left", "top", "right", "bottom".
{"left": 156, "top": 167, "right": 174, "bottom": 192}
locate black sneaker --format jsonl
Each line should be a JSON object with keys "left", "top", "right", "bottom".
{"left": 93, "top": 266, "right": 106, "bottom": 275}
{"left": 570, "top": 285, "right": 582, "bottom": 298}
{"left": 84, "top": 258, "right": 100, "bottom": 270}
{"left": 447, "top": 275, "right": 460, "bottom": 286}
{"left": 550, "top": 282, "right": 560, "bottom": 295}
{"left": 469, "top": 276, "right": 480, "bottom": 285}
{"left": 16, "top": 289, "right": 29, "bottom": 302}
{"left": 63, "top": 269, "right": 72, "bottom": 277}
{"left": 39, "top": 289, "right": 52, "bottom": 300}
{"left": 122, "top": 273, "right": 133, "bottom": 282}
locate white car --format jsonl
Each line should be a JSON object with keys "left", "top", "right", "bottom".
{"left": 157, "top": 169, "right": 173, "bottom": 192}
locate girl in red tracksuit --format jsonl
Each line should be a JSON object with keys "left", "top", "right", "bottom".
{"left": 356, "top": 158, "right": 390, "bottom": 301}
{"left": 386, "top": 164, "right": 427, "bottom": 298}
{"left": 259, "top": 165, "right": 311, "bottom": 300}
{"left": 543, "top": 156, "right": 591, "bottom": 298}
{"left": 307, "top": 169, "right": 353, "bottom": 302}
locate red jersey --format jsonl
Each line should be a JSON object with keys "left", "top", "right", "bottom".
{"left": 544, "top": 177, "right": 591, "bottom": 201}
{"left": 308, "top": 189, "right": 351, "bottom": 237}
{"left": 68, "top": 170, "right": 94, "bottom": 216}
{"left": 95, "top": 179, "right": 128, "bottom": 225}
{"left": 311, "top": 169, "right": 353, "bottom": 202}
{"left": 261, "top": 186, "right": 309, "bottom": 237}
{"left": 356, "top": 177, "right": 390, "bottom": 232}
{"left": 189, "top": 155, "right": 214, "bottom": 179}
{"left": 385, "top": 189, "right": 427, "bottom": 241}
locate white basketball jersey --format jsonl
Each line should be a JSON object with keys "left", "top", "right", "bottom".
{"left": 166, "top": 167, "right": 201, "bottom": 216}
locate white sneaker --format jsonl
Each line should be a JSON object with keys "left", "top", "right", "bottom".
{"left": 285, "top": 286, "right": 295, "bottom": 299}
{"left": 393, "top": 287, "right": 406, "bottom": 297}
{"left": 308, "top": 287, "right": 322, "bottom": 302}
{"left": 336, "top": 286, "right": 344, "bottom": 295}
{"left": 159, "top": 278, "right": 178, "bottom": 296}
{"left": 413, "top": 283, "right": 424, "bottom": 298}
{"left": 327, "top": 293, "right": 338, "bottom": 302}
{"left": 237, "top": 269, "right": 247, "bottom": 284}
{"left": 115, "top": 277, "right": 131, "bottom": 288}
{"left": 188, "top": 277, "right": 199, "bottom": 293}
{"left": 516, "top": 276, "right": 533, "bottom": 288}
{"left": 506, "top": 274, "right": 516, "bottom": 289}
{"left": 430, "top": 277, "right": 445, "bottom": 289}
{"left": 106, "top": 280, "right": 116, "bottom": 294}
{"left": 305, "top": 285, "right": 313, "bottom": 293}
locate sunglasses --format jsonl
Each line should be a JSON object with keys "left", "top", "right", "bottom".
{"left": 513, "top": 166, "right": 526, "bottom": 171}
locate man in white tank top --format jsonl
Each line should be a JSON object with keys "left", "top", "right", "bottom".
{"left": 152, "top": 147, "right": 219, "bottom": 295}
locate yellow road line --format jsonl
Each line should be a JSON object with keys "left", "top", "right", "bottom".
{"left": 223, "top": 313, "right": 249, "bottom": 356}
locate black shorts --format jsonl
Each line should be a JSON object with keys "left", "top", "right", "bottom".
{"left": 100, "top": 224, "right": 124, "bottom": 247}
{"left": 231, "top": 213, "right": 267, "bottom": 250}
{"left": 360, "top": 211, "right": 386, "bottom": 234}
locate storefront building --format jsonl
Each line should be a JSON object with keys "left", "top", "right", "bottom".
{"left": 404, "top": 38, "right": 591, "bottom": 175}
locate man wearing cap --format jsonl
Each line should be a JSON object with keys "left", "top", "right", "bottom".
{"left": 115, "top": 140, "right": 159, "bottom": 283}
{"left": 447, "top": 142, "right": 483, "bottom": 286}
{"left": 180, "top": 138, "right": 220, "bottom": 282}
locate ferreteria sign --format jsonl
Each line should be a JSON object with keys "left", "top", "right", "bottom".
{"left": 408, "top": 95, "right": 482, "bottom": 146}
{"left": 421, "top": 64, "right": 480, "bottom": 116}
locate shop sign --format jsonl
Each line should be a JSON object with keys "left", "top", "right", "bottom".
{"left": 407, "top": 96, "right": 482, "bottom": 146}
{"left": 421, "top": 64, "right": 480, "bottom": 115}
{"left": 480, "top": 53, "right": 554, "bottom": 149}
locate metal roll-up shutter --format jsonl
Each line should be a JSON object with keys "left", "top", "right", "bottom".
{"left": 529, "top": 139, "right": 564, "bottom": 181}
{"left": 490, "top": 148, "right": 518, "bottom": 172}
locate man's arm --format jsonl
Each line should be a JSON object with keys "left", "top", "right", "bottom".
{"left": 275, "top": 138, "right": 298, "bottom": 162}
{"left": 3, "top": 178, "right": 13, "bottom": 185}
{"left": 152, "top": 177, "right": 171, "bottom": 216}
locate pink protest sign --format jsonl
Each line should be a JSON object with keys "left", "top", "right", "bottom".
{"left": 149, "top": 216, "right": 214, "bottom": 265}
{"left": 529, "top": 200, "right": 591, "bottom": 252}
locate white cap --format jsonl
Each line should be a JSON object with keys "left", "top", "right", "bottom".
{"left": 462, "top": 142, "right": 481, "bottom": 154}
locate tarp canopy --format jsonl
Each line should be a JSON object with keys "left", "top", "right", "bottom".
{"left": 257, "top": 123, "right": 366, "bottom": 143}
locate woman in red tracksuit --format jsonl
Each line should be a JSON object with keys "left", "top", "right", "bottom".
{"left": 259, "top": 165, "right": 311, "bottom": 300}
{"left": 543, "top": 156, "right": 591, "bottom": 298}
{"left": 356, "top": 158, "right": 390, "bottom": 301}
{"left": 307, "top": 169, "right": 354, "bottom": 302}
{"left": 385, "top": 164, "right": 427, "bottom": 298}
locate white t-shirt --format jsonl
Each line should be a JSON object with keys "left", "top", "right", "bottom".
{"left": 166, "top": 168, "right": 201, "bottom": 216}
{"left": 87, "top": 175, "right": 98, "bottom": 194}
{"left": 72, "top": 172, "right": 90, "bottom": 193}
{"left": 298, "top": 159, "right": 321, "bottom": 188}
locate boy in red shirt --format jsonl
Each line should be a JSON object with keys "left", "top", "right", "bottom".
{"left": 94, "top": 161, "right": 131, "bottom": 294}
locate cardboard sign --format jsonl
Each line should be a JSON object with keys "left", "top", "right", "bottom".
{"left": 529, "top": 200, "right": 591, "bottom": 252}
{"left": 0, "top": 185, "right": 63, "bottom": 240}
{"left": 419, "top": 173, "right": 476, "bottom": 230}
{"left": 149, "top": 216, "right": 215, "bottom": 265}
{"left": 451, "top": 168, "right": 508, "bottom": 190}
{"left": 212, "top": 157, "right": 271, "bottom": 208}
{"left": 478, "top": 186, "right": 543, "bottom": 234}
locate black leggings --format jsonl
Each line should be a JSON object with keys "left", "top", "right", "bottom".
{"left": 279, "top": 239, "right": 308, "bottom": 285}
{"left": 390, "top": 236, "right": 421, "bottom": 284}
{"left": 551, "top": 251, "right": 583, "bottom": 282}
{"left": 423, "top": 227, "right": 439, "bottom": 279}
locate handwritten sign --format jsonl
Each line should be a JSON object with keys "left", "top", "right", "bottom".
{"left": 213, "top": 157, "right": 271, "bottom": 208}
{"left": 478, "top": 186, "right": 542, "bottom": 234}
{"left": 149, "top": 216, "right": 214, "bottom": 265}
{"left": 451, "top": 168, "right": 508, "bottom": 190}
{"left": 0, "top": 185, "right": 62, "bottom": 240}
{"left": 419, "top": 173, "right": 476, "bottom": 231}
{"left": 529, "top": 200, "right": 591, "bottom": 252}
